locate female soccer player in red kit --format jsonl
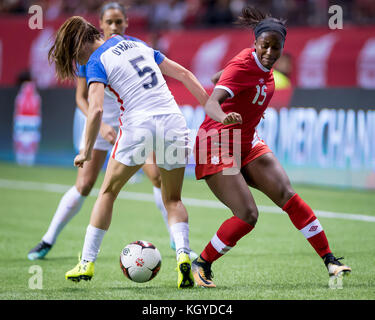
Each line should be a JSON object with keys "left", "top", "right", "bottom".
{"left": 192, "top": 6, "right": 351, "bottom": 288}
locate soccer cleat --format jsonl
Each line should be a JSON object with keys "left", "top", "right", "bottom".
{"left": 65, "top": 259, "right": 95, "bottom": 282}
{"left": 28, "top": 241, "right": 52, "bottom": 260}
{"left": 192, "top": 257, "right": 216, "bottom": 288}
{"left": 323, "top": 254, "right": 351, "bottom": 277}
{"left": 170, "top": 241, "right": 198, "bottom": 261}
{"left": 177, "top": 252, "right": 194, "bottom": 289}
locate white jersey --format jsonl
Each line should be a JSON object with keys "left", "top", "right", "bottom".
{"left": 86, "top": 35, "right": 182, "bottom": 124}
{"left": 78, "top": 35, "right": 166, "bottom": 126}
{"left": 99, "top": 88, "right": 119, "bottom": 126}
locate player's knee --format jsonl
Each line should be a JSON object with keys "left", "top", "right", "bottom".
{"left": 237, "top": 206, "right": 258, "bottom": 226}
{"left": 279, "top": 187, "right": 296, "bottom": 208}
{"left": 76, "top": 178, "right": 96, "bottom": 196}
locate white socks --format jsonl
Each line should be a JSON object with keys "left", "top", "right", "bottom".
{"left": 170, "top": 222, "right": 190, "bottom": 257}
{"left": 80, "top": 223, "right": 187, "bottom": 263}
{"left": 153, "top": 186, "right": 174, "bottom": 244}
{"left": 42, "top": 186, "right": 86, "bottom": 245}
{"left": 42, "top": 184, "right": 186, "bottom": 263}
{"left": 81, "top": 224, "right": 107, "bottom": 263}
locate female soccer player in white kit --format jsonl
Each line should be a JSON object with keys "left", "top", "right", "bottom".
{"left": 27, "top": 2, "right": 183, "bottom": 261}
{"left": 48, "top": 16, "right": 208, "bottom": 288}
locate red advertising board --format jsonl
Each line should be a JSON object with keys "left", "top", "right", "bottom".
{"left": 1, "top": 15, "right": 374, "bottom": 107}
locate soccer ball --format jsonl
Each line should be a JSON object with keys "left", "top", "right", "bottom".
{"left": 120, "top": 240, "right": 162, "bottom": 283}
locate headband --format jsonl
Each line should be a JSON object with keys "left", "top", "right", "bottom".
{"left": 254, "top": 18, "right": 287, "bottom": 41}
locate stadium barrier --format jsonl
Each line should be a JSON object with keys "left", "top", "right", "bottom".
{"left": 0, "top": 87, "right": 374, "bottom": 189}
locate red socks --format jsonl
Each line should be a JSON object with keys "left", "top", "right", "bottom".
{"left": 201, "top": 216, "right": 254, "bottom": 263}
{"left": 283, "top": 193, "right": 331, "bottom": 257}
{"left": 200, "top": 194, "right": 331, "bottom": 264}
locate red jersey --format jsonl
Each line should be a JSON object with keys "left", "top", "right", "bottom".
{"left": 198, "top": 48, "right": 275, "bottom": 146}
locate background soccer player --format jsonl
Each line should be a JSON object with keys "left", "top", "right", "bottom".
{"left": 192, "top": 6, "right": 351, "bottom": 288}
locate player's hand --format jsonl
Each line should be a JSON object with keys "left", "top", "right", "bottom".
{"left": 221, "top": 112, "right": 242, "bottom": 125}
{"left": 74, "top": 152, "right": 91, "bottom": 168}
{"left": 99, "top": 122, "right": 117, "bottom": 145}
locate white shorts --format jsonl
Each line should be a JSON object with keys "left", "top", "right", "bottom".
{"left": 79, "top": 122, "right": 119, "bottom": 152}
{"left": 111, "top": 113, "right": 191, "bottom": 171}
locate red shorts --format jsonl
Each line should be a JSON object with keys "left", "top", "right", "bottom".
{"left": 194, "top": 135, "right": 272, "bottom": 180}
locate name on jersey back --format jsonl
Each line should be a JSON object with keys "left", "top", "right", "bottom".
{"left": 112, "top": 40, "right": 139, "bottom": 56}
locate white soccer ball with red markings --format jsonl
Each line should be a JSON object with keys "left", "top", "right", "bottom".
{"left": 120, "top": 240, "right": 162, "bottom": 283}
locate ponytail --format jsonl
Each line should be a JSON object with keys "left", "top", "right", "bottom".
{"left": 236, "top": 6, "right": 269, "bottom": 29}
{"left": 236, "top": 6, "right": 287, "bottom": 41}
{"left": 48, "top": 16, "right": 101, "bottom": 80}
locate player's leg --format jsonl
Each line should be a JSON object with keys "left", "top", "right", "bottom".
{"left": 66, "top": 158, "right": 142, "bottom": 282}
{"left": 192, "top": 171, "right": 257, "bottom": 288}
{"left": 89, "top": 159, "right": 142, "bottom": 230}
{"left": 142, "top": 152, "right": 175, "bottom": 249}
{"left": 28, "top": 149, "right": 107, "bottom": 261}
{"left": 241, "top": 151, "right": 351, "bottom": 277}
{"left": 158, "top": 166, "right": 195, "bottom": 288}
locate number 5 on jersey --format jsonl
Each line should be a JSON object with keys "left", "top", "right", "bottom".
{"left": 252, "top": 85, "right": 267, "bottom": 105}
{"left": 129, "top": 55, "right": 158, "bottom": 89}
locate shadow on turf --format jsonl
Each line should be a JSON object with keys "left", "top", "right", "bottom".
{"left": 107, "top": 286, "right": 161, "bottom": 291}
{"left": 26, "top": 256, "right": 78, "bottom": 262}
{"left": 59, "top": 287, "right": 88, "bottom": 293}
{"left": 57, "top": 285, "right": 162, "bottom": 294}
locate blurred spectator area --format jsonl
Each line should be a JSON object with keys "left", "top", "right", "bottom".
{"left": 1, "top": 0, "right": 375, "bottom": 29}
{"left": 1, "top": 0, "right": 375, "bottom": 88}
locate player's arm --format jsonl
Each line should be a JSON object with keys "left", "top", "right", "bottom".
{"left": 74, "top": 82, "right": 104, "bottom": 167}
{"left": 211, "top": 70, "right": 223, "bottom": 85}
{"left": 158, "top": 57, "right": 209, "bottom": 106}
{"left": 76, "top": 76, "right": 116, "bottom": 145}
{"left": 204, "top": 88, "right": 242, "bottom": 125}
{"left": 75, "top": 77, "right": 89, "bottom": 116}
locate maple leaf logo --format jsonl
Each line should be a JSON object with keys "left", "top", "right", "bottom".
{"left": 211, "top": 155, "right": 220, "bottom": 165}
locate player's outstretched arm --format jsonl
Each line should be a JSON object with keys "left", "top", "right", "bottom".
{"left": 158, "top": 57, "right": 209, "bottom": 106}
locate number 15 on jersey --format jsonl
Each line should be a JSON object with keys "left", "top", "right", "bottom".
{"left": 252, "top": 85, "right": 267, "bottom": 105}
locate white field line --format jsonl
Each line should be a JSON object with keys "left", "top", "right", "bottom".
{"left": 1, "top": 178, "right": 375, "bottom": 223}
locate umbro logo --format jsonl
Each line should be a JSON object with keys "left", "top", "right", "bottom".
{"left": 309, "top": 225, "right": 318, "bottom": 232}
{"left": 259, "top": 78, "right": 264, "bottom": 84}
